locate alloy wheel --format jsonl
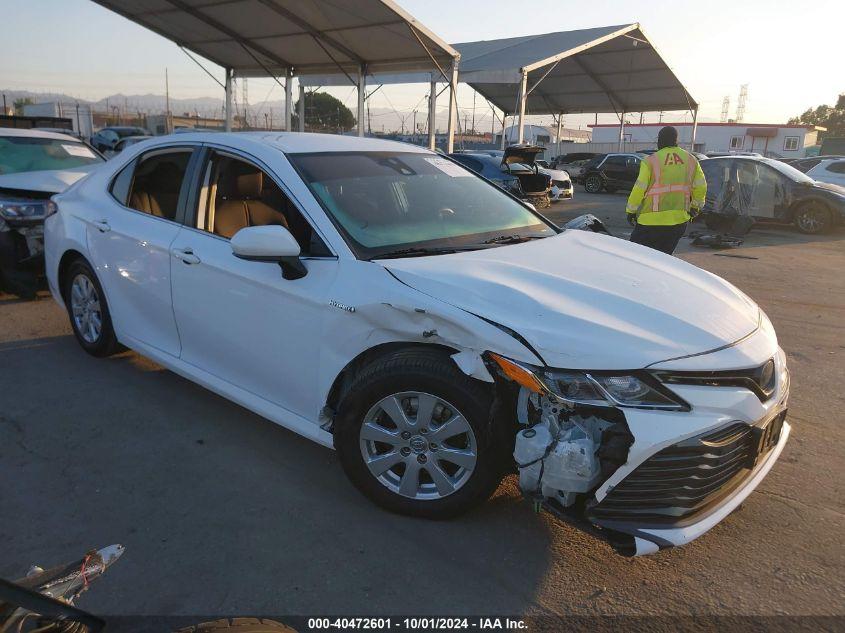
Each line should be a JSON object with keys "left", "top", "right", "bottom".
{"left": 70, "top": 274, "right": 102, "bottom": 344}
{"left": 359, "top": 391, "right": 477, "bottom": 500}
{"left": 585, "top": 175, "right": 602, "bottom": 193}
{"left": 796, "top": 204, "right": 827, "bottom": 234}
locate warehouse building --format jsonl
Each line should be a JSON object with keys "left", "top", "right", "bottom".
{"left": 589, "top": 122, "right": 825, "bottom": 157}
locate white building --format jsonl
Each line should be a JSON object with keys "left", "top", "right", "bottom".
{"left": 589, "top": 122, "right": 824, "bottom": 158}
{"left": 22, "top": 102, "right": 95, "bottom": 138}
{"left": 498, "top": 123, "right": 591, "bottom": 145}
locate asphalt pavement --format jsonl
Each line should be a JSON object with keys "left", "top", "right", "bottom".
{"left": 1, "top": 189, "right": 843, "bottom": 621}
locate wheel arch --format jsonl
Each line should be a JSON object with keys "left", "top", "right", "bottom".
{"left": 324, "top": 341, "right": 460, "bottom": 419}
{"left": 788, "top": 195, "right": 833, "bottom": 222}
{"left": 57, "top": 249, "right": 89, "bottom": 302}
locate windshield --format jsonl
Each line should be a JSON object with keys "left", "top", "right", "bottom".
{"left": 0, "top": 136, "right": 103, "bottom": 175}
{"left": 762, "top": 158, "right": 815, "bottom": 184}
{"left": 289, "top": 151, "right": 556, "bottom": 259}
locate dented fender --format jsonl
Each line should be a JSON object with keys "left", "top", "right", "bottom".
{"left": 315, "top": 262, "right": 543, "bottom": 418}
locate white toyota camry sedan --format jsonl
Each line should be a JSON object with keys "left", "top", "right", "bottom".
{"left": 44, "top": 132, "right": 790, "bottom": 556}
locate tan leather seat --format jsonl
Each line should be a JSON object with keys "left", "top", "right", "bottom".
{"left": 213, "top": 164, "right": 288, "bottom": 239}
{"left": 130, "top": 161, "right": 184, "bottom": 219}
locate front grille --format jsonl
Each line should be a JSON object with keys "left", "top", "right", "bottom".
{"left": 653, "top": 358, "right": 777, "bottom": 402}
{"left": 589, "top": 414, "right": 785, "bottom": 525}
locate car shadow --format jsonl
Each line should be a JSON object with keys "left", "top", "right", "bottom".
{"left": 0, "top": 335, "right": 560, "bottom": 616}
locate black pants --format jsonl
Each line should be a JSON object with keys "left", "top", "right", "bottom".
{"left": 630, "top": 222, "right": 688, "bottom": 255}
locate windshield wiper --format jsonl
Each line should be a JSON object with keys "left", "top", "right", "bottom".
{"left": 481, "top": 234, "right": 545, "bottom": 245}
{"left": 369, "top": 246, "right": 481, "bottom": 260}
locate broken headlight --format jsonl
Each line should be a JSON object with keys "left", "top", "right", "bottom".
{"left": 489, "top": 353, "right": 688, "bottom": 411}
{"left": 0, "top": 196, "right": 57, "bottom": 222}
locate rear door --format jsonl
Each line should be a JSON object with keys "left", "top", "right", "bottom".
{"left": 601, "top": 155, "right": 628, "bottom": 187}
{"left": 86, "top": 146, "right": 198, "bottom": 356}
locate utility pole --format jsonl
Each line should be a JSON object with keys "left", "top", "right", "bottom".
{"left": 471, "top": 90, "right": 476, "bottom": 134}
{"left": 412, "top": 110, "right": 417, "bottom": 143}
{"left": 736, "top": 84, "right": 748, "bottom": 123}
{"left": 165, "top": 68, "right": 171, "bottom": 133}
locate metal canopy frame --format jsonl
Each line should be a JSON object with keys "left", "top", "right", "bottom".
{"left": 301, "top": 23, "right": 699, "bottom": 152}
{"left": 90, "top": 0, "right": 460, "bottom": 147}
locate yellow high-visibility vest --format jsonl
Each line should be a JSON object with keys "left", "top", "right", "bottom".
{"left": 626, "top": 147, "right": 707, "bottom": 226}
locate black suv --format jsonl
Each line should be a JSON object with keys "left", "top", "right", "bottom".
{"left": 580, "top": 153, "right": 642, "bottom": 193}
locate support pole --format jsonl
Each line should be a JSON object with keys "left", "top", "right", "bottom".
{"left": 517, "top": 70, "right": 527, "bottom": 144}
{"left": 427, "top": 75, "right": 437, "bottom": 151}
{"left": 555, "top": 113, "right": 563, "bottom": 159}
{"left": 284, "top": 68, "right": 293, "bottom": 131}
{"left": 298, "top": 82, "right": 305, "bottom": 132}
{"left": 224, "top": 68, "right": 233, "bottom": 132}
{"left": 500, "top": 114, "right": 507, "bottom": 149}
{"left": 517, "top": 70, "right": 528, "bottom": 144}
{"left": 618, "top": 110, "right": 626, "bottom": 151}
{"left": 446, "top": 59, "right": 459, "bottom": 154}
{"left": 690, "top": 106, "right": 699, "bottom": 152}
{"left": 357, "top": 64, "right": 366, "bottom": 137}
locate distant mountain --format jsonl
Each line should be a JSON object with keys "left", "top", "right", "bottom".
{"left": 1, "top": 88, "right": 479, "bottom": 133}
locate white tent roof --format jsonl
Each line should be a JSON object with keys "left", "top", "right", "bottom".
{"left": 91, "top": 0, "right": 458, "bottom": 78}
{"left": 300, "top": 23, "right": 696, "bottom": 114}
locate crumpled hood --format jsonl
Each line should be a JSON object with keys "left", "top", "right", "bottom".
{"left": 0, "top": 164, "right": 100, "bottom": 195}
{"left": 384, "top": 231, "right": 760, "bottom": 369}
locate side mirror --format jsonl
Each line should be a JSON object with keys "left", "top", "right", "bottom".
{"left": 231, "top": 225, "right": 306, "bottom": 280}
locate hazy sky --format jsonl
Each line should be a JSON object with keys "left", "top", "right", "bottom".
{"left": 2, "top": 0, "right": 843, "bottom": 130}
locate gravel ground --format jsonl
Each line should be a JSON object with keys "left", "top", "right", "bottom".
{"left": 1, "top": 189, "right": 843, "bottom": 621}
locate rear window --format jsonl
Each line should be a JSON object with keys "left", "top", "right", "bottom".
{"left": 0, "top": 135, "right": 103, "bottom": 175}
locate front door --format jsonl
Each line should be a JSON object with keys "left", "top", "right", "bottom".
{"left": 169, "top": 149, "right": 338, "bottom": 419}
{"left": 86, "top": 146, "right": 196, "bottom": 356}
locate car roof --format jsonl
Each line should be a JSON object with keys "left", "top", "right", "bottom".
{"left": 145, "top": 131, "right": 433, "bottom": 154}
{"left": 0, "top": 127, "right": 84, "bottom": 142}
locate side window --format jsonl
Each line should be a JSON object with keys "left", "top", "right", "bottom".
{"left": 603, "top": 156, "right": 626, "bottom": 167}
{"left": 109, "top": 159, "right": 135, "bottom": 205}
{"left": 125, "top": 150, "right": 192, "bottom": 220}
{"left": 626, "top": 157, "right": 640, "bottom": 170}
{"left": 826, "top": 161, "right": 845, "bottom": 174}
{"left": 197, "top": 152, "right": 331, "bottom": 257}
{"left": 452, "top": 156, "right": 482, "bottom": 173}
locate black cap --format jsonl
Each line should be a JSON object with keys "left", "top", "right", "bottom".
{"left": 657, "top": 126, "right": 679, "bottom": 149}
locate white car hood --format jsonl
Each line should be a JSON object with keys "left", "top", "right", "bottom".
{"left": 539, "top": 167, "right": 570, "bottom": 180}
{"left": 384, "top": 231, "right": 760, "bottom": 369}
{"left": 0, "top": 164, "right": 99, "bottom": 194}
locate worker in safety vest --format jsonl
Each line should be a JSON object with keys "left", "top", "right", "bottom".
{"left": 626, "top": 126, "right": 707, "bottom": 254}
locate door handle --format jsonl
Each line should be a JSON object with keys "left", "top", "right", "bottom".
{"left": 171, "top": 247, "right": 201, "bottom": 265}
{"left": 93, "top": 219, "right": 111, "bottom": 233}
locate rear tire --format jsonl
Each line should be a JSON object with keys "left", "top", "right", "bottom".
{"left": 63, "top": 258, "right": 121, "bottom": 357}
{"left": 794, "top": 201, "right": 832, "bottom": 234}
{"left": 584, "top": 174, "right": 603, "bottom": 193}
{"left": 334, "top": 348, "right": 503, "bottom": 519}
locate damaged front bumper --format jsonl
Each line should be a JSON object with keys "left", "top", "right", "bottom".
{"left": 0, "top": 217, "right": 45, "bottom": 295}
{"left": 492, "top": 345, "right": 791, "bottom": 556}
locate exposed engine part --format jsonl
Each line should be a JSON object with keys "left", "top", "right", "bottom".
{"left": 513, "top": 390, "right": 632, "bottom": 507}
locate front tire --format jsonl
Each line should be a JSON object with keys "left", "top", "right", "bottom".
{"left": 63, "top": 259, "right": 121, "bottom": 357}
{"left": 334, "top": 349, "right": 503, "bottom": 518}
{"left": 584, "top": 174, "right": 603, "bottom": 193}
{"left": 794, "top": 201, "right": 832, "bottom": 234}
